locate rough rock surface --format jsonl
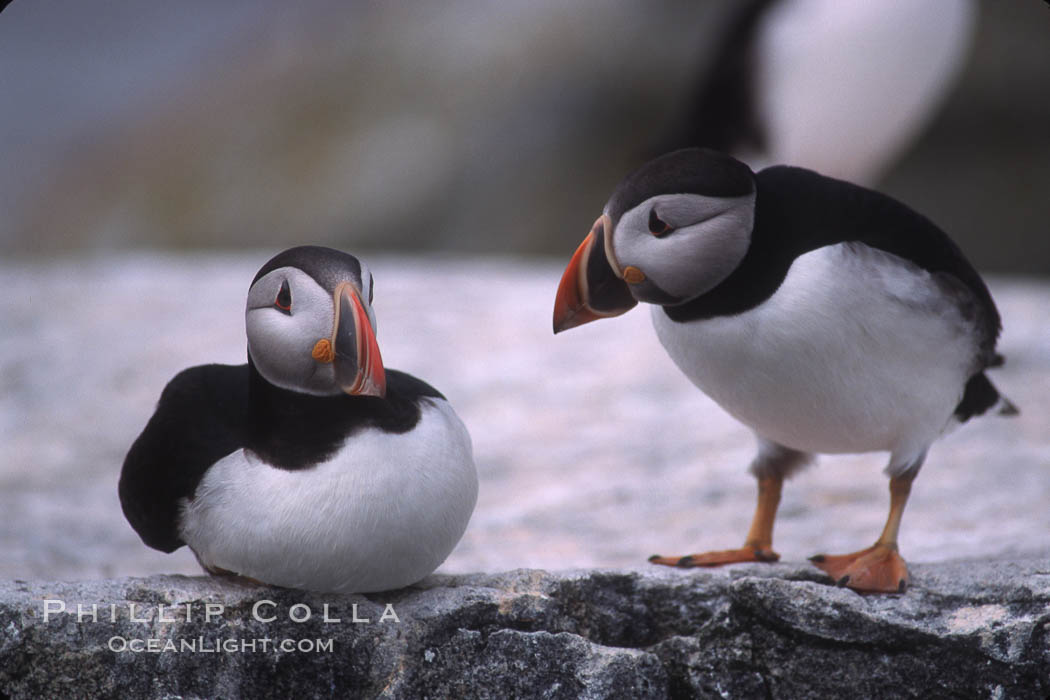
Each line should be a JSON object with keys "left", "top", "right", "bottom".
{"left": 3, "top": 560, "right": 1050, "bottom": 698}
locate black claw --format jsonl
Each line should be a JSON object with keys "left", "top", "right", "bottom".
{"left": 836, "top": 575, "right": 851, "bottom": 587}
{"left": 808, "top": 554, "right": 826, "bottom": 563}
{"left": 897, "top": 579, "right": 908, "bottom": 594}
{"left": 755, "top": 549, "right": 779, "bottom": 563}
{"left": 647, "top": 554, "right": 661, "bottom": 563}
{"left": 677, "top": 556, "right": 695, "bottom": 568}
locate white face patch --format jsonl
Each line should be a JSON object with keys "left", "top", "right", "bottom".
{"left": 611, "top": 192, "right": 755, "bottom": 303}
{"left": 245, "top": 267, "right": 342, "bottom": 396}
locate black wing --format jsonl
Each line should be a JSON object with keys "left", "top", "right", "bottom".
{"left": 118, "top": 364, "right": 250, "bottom": 552}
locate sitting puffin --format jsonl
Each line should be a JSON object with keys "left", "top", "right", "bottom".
{"left": 552, "top": 148, "right": 1015, "bottom": 593}
{"left": 120, "top": 246, "right": 478, "bottom": 593}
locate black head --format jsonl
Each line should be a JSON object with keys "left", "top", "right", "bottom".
{"left": 605, "top": 148, "right": 755, "bottom": 223}
{"left": 252, "top": 245, "right": 374, "bottom": 303}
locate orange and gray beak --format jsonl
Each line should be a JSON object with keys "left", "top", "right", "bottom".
{"left": 331, "top": 281, "right": 386, "bottom": 397}
{"left": 552, "top": 214, "right": 638, "bottom": 333}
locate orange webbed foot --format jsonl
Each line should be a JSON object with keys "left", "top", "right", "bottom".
{"left": 649, "top": 546, "right": 780, "bottom": 568}
{"left": 809, "top": 543, "right": 909, "bottom": 593}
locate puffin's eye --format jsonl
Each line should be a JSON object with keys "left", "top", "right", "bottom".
{"left": 649, "top": 209, "right": 673, "bottom": 236}
{"left": 274, "top": 280, "right": 292, "bottom": 314}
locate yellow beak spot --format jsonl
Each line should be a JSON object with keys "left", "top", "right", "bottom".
{"left": 623, "top": 266, "right": 646, "bottom": 284}
{"left": 311, "top": 338, "right": 334, "bottom": 363}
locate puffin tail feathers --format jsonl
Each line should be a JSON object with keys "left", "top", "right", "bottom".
{"left": 954, "top": 372, "right": 1018, "bottom": 423}
{"left": 996, "top": 395, "right": 1020, "bottom": 417}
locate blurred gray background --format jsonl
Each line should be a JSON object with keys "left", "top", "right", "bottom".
{"left": 1, "top": 0, "right": 1048, "bottom": 273}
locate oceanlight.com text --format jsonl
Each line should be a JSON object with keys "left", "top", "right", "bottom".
{"left": 108, "top": 636, "right": 335, "bottom": 653}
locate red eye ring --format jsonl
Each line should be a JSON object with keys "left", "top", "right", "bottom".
{"left": 648, "top": 209, "right": 673, "bottom": 236}
{"left": 274, "top": 280, "right": 292, "bottom": 313}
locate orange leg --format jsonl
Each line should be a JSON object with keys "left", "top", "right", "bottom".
{"left": 650, "top": 475, "right": 783, "bottom": 567}
{"left": 810, "top": 475, "right": 913, "bottom": 593}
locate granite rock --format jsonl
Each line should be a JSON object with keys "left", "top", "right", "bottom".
{"left": 3, "top": 560, "right": 1050, "bottom": 698}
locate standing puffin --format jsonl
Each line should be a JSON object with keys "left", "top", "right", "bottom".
{"left": 552, "top": 148, "right": 1015, "bottom": 593}
{"left": 119, "top": 246, "right": 478, "bottom": 593}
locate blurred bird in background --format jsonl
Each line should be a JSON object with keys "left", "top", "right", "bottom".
{"left": 658, "top": 0, "right": 976, "bottom": 185}
{"left": 1, "top": 1, "right": 1047, "bottom": 273}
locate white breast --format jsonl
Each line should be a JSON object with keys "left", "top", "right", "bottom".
{"left": 179, "top": 398, "right": 477, "bottom": 593}
{"left": 651, "top": 243, "right": 978, "bottom": 468}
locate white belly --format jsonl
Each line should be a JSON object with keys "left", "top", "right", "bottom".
{"left": 179, "top": 398, "right": 477, "bottom": 593}
{"left": 651, "top": 243, "right": 976, "bottom": 465}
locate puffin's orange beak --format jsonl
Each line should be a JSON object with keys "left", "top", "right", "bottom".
{"left": 332, "top": 281, "right": 386, "bottom": 397}
{"left": 552, "top": 214, "right": 637, "bottom": 334}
